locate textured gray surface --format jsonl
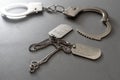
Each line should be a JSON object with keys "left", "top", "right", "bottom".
{"left": 0, "top": 0, "right": 120, "bottom": 80}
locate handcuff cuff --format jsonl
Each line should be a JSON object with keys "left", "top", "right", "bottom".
{"left": 0, "top": 2, "right": 112, "bottom": 40}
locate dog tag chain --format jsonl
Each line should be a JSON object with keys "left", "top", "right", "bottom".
{"left": 29, "top": 36, "right": 101, "bottom": 73}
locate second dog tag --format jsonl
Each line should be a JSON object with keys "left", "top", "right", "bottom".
{"left": 71, "top": 43, "right": 101, "bottom": 60}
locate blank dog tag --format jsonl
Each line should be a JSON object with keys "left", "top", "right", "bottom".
{"left": 71, "top": 43, "right": 101, "bottom": 60}
{"left": 49, "top": 24, "right": 73, "bottom": 38}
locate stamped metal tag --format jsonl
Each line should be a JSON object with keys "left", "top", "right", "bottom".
{"left": 48, "top": 24, "right": 73, "bottom": 38}
{"left": 71, "top": 43, "right": 101, "bottom": 60}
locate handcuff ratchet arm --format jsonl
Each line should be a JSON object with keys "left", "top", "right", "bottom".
{"left": 64, "top": 7, "right": 111, "bottom": 40}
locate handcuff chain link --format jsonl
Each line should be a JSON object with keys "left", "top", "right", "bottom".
{"left": 44, "top": 4, "right": 65, "bottom": 13}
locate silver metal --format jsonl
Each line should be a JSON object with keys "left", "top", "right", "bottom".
{"left": 45, "top": 5, "right": 65, "bottom": 13}
{"left": 71, "top": 43, "right": 101, "bottom": 60}
{"left": 29, "top": 36, "right": 101, "bottom": 73}
{"left": 29, "top": 24, "right": 73, "bottom": 52}
{"left": 29, "top": 38, "right": 52, "bottom": 52}
{"left": 29, "top": 23, "right": 73, "bottom": 52}
{"left": 29, "top": 35, "right": 72, "bottom": 53}
{"left": 64, "top": 7, "right": 112, "bottom": 40}
{"left": 48, "top": 24, "right": 73, "bottom": 38}
{"left": 30, "top": 49, "right": 60, "bottom": 73}
{"left": 29, "top": 36, "right": 72, "bottom": 73}
{"left": 0, "top": 2, "right": 43, "bottom": 19}
{"left": 0, "top": 2, "right": 112, "bottom": 41}
{"left": 0, "top": 2, "right": 65, "bottom": 19}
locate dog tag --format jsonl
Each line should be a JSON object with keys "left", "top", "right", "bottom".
{"left": 48, "top": 24, "right": 73, "bottom": 38}
{"left": 71, "top": 43, "right": 101, "bottom": 60}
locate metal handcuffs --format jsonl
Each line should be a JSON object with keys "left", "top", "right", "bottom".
{"left": 0, "top": 2, "right": 112, "bottom": 40}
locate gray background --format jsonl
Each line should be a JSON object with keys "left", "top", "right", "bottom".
{"left": 0, "top": 0, "right": 119, "bottom": 80}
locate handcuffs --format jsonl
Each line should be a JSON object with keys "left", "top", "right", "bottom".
{"left": 0, "top": 2, "right": 112, "bottom": 40}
